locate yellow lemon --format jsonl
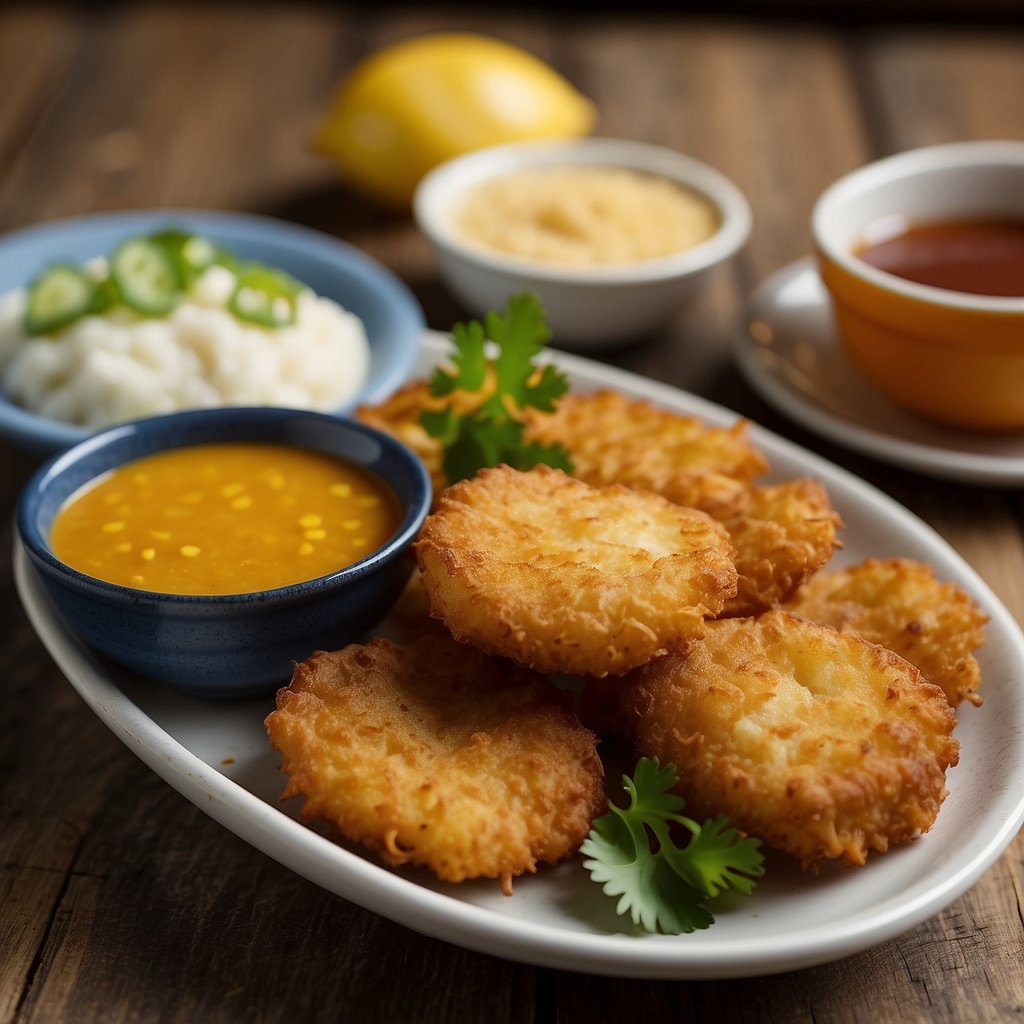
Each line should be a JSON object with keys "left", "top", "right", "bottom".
{"left": 313, "top": 33, "right": 596, "bottom": 208}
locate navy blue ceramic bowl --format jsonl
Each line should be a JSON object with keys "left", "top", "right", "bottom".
{"left": 16, "top": 406, "right": 431, "bottom": 699}
{"left": 0, "top": 209, "right": 424, "bottom": 454}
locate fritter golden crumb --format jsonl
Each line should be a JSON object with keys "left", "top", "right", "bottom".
{"left": 785, "top": 557, "right": 988, "bottom": 707}
{"left": 523, "top": 389, "right": 769, "bottom": 512}
{"left": 358, "top": 379, "right": 496, "bottom": 502}
{"left": 715, "top": 478, "right": 844, "bottom": 617}
{"left": 415, "top": 464, "right": 738, "bottom": 677}
{"left": 356, "top": 380, "right": 453, "bottom": 499}
{"left": 265, "top": 633, "right": 605, "bottom": 893}
{"left": 626, "top": 610, "right": 959, "bottom": 869}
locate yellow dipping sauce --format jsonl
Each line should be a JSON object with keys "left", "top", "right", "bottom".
{"left": 51, "top": 442, "right": 401, "bottom": 595}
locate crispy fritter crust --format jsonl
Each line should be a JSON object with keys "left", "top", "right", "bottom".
{"left": 785, "top": 557, "right": 988, "bottom": 707}
{"left": 524, "top": 390, "right": 769, "bottom": 512}
{"left": 715, "top": 478, "right": 844, "bottom": 617}
{"left": 415, "top": 464, "right": 738, "bottom": 677}
{"left": 626, "top": 610, "right": 959, "bottom": 869}
{"left": 266, "top": 633, "right": 605, "bottom": 890}
{"left": 356, "top": 380, "right": 455, "bottom": 499}
{"left": 359, "top": 385, "right": 771, "bottom": 514}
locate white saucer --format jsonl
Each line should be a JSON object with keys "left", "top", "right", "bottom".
{"left": 734, "top": 257, "right": 1024, "bottom": 486}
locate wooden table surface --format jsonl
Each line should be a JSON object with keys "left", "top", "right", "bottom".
{"left": 3, "top": 4, "right": 1024, "bottom": 1022}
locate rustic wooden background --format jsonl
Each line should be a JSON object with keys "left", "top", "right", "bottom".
{"left": 2, "top": 4, "right": 1023, "bottom": 1022}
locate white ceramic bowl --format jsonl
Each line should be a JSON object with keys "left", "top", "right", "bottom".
{"left": 413, "top": 138, "right": 751, "bottom": 349}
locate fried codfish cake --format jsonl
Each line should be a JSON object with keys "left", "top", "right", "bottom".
{"left": 415, "top": 464, "right": 738, "bottom": 677}
{"left": 523, "top": 389, "right": 769, "bottom": 512}
{"left": 626, "top": 610, "right": 959, "bottom": 869}
{"left": 714, "top": 478, "right": 844, "bottom": 617}
{"left": 356, "top": 380, "right": 460, "bottom": 499}
{"left": 359, "top": 384, "right": 770, "bottom": 515}
{"left": 785, "top": 557, "right": 988, "bottom": 707}
{"left": 266, "top": 632, "right": 605, "bottom": 894}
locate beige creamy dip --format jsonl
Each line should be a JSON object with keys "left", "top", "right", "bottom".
{"left": 453, "top": 165, "right": 720, "bottom": 266}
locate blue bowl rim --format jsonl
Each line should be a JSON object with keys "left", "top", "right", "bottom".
{"left": 16, "top": 405, "right": 432, "bottom": 607}
{"left": 0, "top": 208, "right": 425, "bottom": 454}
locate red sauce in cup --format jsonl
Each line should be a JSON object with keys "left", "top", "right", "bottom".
{"left": 855, "top": 218, "right": 1024, "bottom": 297}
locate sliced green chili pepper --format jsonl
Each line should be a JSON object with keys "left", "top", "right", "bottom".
{"left": 20, "top": 231, "right": 309, "bottom": 334}
{"left": 24, "top": 264, "right": 97, "bottom": 335}
{"left": 110, "top": 236, "right": 183, "bottom": 315}
{"left": 228, "top": 265, "right": 304, "bottom": 327}
{"left": 152, "top": 228, "right": 217, "bottom": 286}
{"left": 88, "top": 274, "right": 120, "bottom": 315}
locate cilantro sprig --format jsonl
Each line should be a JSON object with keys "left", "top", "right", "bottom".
{"left": 581, "top": 758, "right": 765, "bottom": 934}
{"left": 420, "top": 292, "right": 573, "bottom": 484}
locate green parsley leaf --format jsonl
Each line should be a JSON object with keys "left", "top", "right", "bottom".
{"left": 581, "top": 757, "right": 764, "bottom": 934}
{"left": 482, "top": 291, "right": 554, "bottom": 412}
{"left": 429, "top": 317, "right": 488, "bottom": 397}
{"left": 421, "top": 292, "right": 573, "bottom": 484}
{"left": 669, "top": 813, "right": 765, "bottom": 898}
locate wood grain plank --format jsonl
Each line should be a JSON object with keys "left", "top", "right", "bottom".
{"left": 0, "top": 3, "right": 348, "bottom": 223}
{"left": 853, "top": 25, "right": 1024, "bottom": 152}
{"left": 19, "top": 772, "right": 536, "bottom": 1024}
{"left": 0, "top": 7, "right": 83, "bottom": 221}
{"left": 2, "top": 6, "right": 1023, "bottom": 1023}
{"left": 0, "top": 612, "right": 130, "bottom": 1022}
{"left": 0, "top": 435, "right": 107, "bottom": 1021}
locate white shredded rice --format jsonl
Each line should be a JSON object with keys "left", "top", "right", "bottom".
{"left": 0, "top": 262, "right": 371, "bottom": 429}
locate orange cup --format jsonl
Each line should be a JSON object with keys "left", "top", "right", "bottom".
{"left": 812, "top": 141, "right": 1024, "bottom": 431}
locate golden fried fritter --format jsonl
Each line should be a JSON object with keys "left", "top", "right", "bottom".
{"left": 265, "top": 632, "right": 605, "bottom": 893}
{"left": 359, "top": 383, "right": 770, "bottom": 516}
{"left": 523, "top": 389, "right": 769, "bottom": 512}
{"left": 715, "top": 478, "right": 844, "bottom": 617}
{"left": 785, "top": 557, "right": 988, "bottom": 707}
{"left": 626, "top": 610, "right": 959, "bottom": 869}
{"left": 356, "top": 380, "right": 453, "bottom": 498}
{"left": 415, "top": 464, "right": 738, "bottom": 677}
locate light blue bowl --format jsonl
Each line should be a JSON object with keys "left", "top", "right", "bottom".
{"left": 0, "top": 209, "right": 424, "bottom": 454}
{"left": 17, "top": 406, "right": 431, "bottom": 699}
